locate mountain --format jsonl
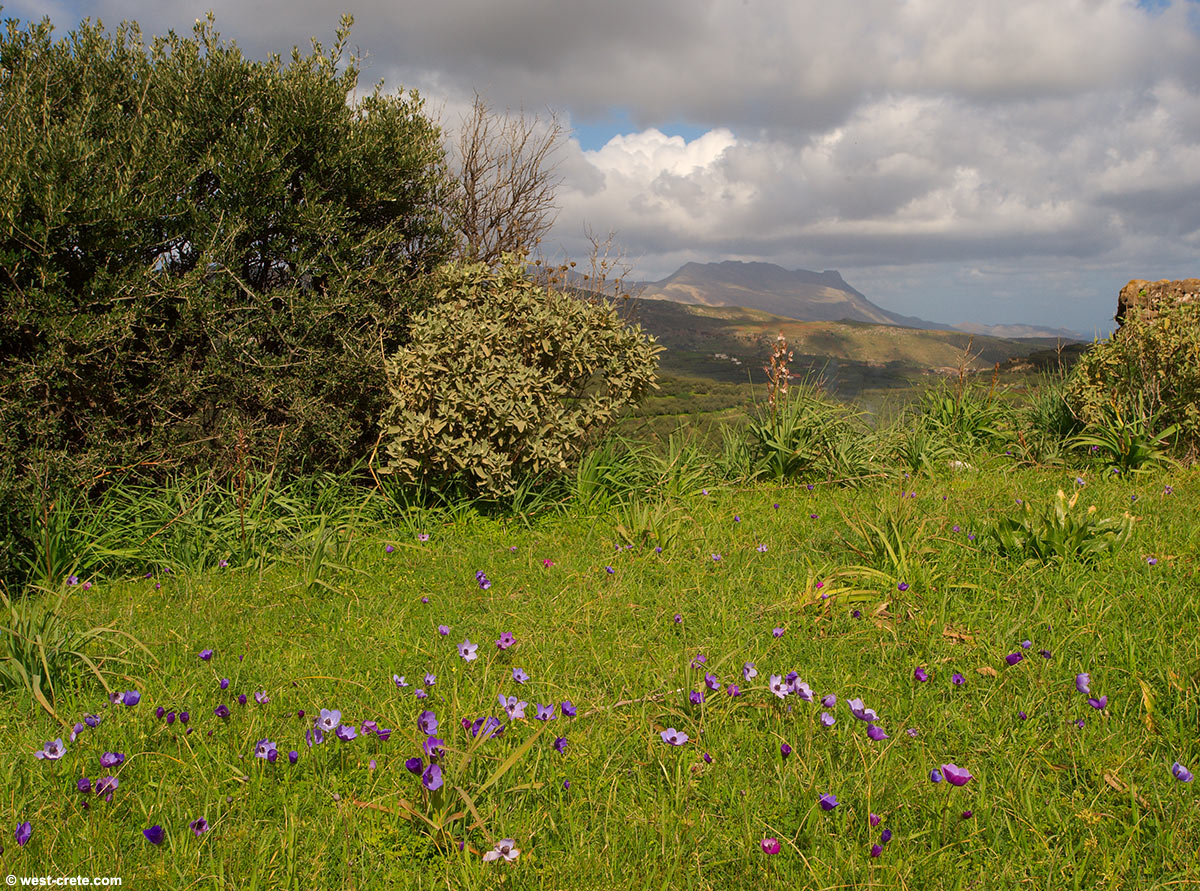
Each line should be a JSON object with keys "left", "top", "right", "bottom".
{"left": 954, "top": 321, "right": 1084, "bottom": 340}
{"left": 637, "top": 260, "right": 946, "bottom": 329}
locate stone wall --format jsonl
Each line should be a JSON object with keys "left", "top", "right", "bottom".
{"left": 1116, "top": 278, "right": 1200, "bottom": 327}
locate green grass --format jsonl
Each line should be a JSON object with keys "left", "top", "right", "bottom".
{"left": 3, "top": 458, "right": 1198, "bottom": 888}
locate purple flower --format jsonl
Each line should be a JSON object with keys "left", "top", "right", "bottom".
{"left": 760, "top": 838, "right": 780, "bottom": 855}
{"left": 288, "top": 751, "right": 298, "bottom": 764}
{"left": 847, "top": 698, "right": 878, "bottom": 722}
{"left": 743, "top": 662, "right": 758, "bottom": 681}
{"left": 143, "top": 825, "right": 165, "bottom": 845}
{"left": 553, "top": 737, "right": 568, "bottom": 753}
{"left": 180, "top": 711, "right": 189, "bottom": 724}
{"left": 1021, "top": 640, "right": 1032, "bottom": 649}
{"left": 1039, "top": 649, "right": 1052, "bottom": 659}
{"left": 121, "top": 690, "right": 141, "bottom": 706}
{"left": 69, "top": 722, "right": 85, "bottom": 743}
{"left": 95, "top": 777, "right": 118, "bottom": 797}
{"left": 561, "top": 700, "right": 577, "bottom": 717}
{"left": 385, "top": 544, "right": 394, "bottom": 553}
{"left": 393, "top": 674, "right": 408, "bottom": 688}
{"left": 1018, "top": 710, "right": 1027, "bottom": 720}
{"left": 418, "top": 533, "right": 430, "bottom": 542}
{"left": 703, "top": 752, "right": 712, "bottom": 763}
{"left": 867, "top": 724, "right": 888, "bottom": 741}
{"left": 422, "top": 762, "right": 443, "bottom": 791}
{"left": 99, "top": 752, "right": 124, "bottom": 768}
{"left": 690, "top": 654, "right": 707, "bottom": 668}
{"left": 199, "top": 649, "right": 213, "bottom": 661}
{"left": 673, "top": 613, "right": 682, "bottom": 624}
{"left": 438, "top": 625, "right": 450, "bottom": 636}
{"left": 496, "top": 632, "right": 515, "bottom": 650}
{"left": 424, "top": 672, "right": 436, "bottom": 687}
{"left": 870, "top": 844, "right": 883, "bottom": 858}
{"left": 254, "top": 738, "right": 276, "bottom": 759}
{"left": 423, "top": 736, "right": 444, "bottom": 758}
{"left": 483, "top": 839, "right": 520, "bottom": 862}
{"left": 405, "top": 757, "right": 423, "bottom": 774}
{"left": 704, "top": 672, "right": 721, "bottom": 691}
{"left": 535, "top": 704, "right": 557, "bottom": 721}
{"left": 421, "top": 596, "right": 429, "bottom": 603}
{"left": 415, "top": 689, "right": 427, "bottom": 699}
{"left": 769, "top": 675, "right": 788, "bottom": 699}
{"left": 219, "top": 678, "right": 230, "bottom": 690}
{"left": 77, "top": 777, "right": 92, "bottom": 793}
{"left": 772, "top": 627, "right": 784, "bottom": 638}
{"left": 906, "top": 727, "right": 919, "bottom": 737}
{"left": 913, "top": 666, "right": 929, "bottom": 682}
{"left": 475, "top": 570, "right": 492, "bottom": 590}
{"left": 881, "top": 828, "right": 893, "bottom": 844}
{"left": 897, "top": 581, "right": 909, "bottom": 592}
{"left": 605, "top": 566, "right": 614, "bottom": 575}
{"left": 254, "top": 690, "right": 270, "bottom": 704}
{"left": 756, "top": 543, "right": 768, "bottom": 552}
{"left": 660, "top": 728, "right": 689, "bottom": 746}
{"left": 1088, "top": 696, "right": 1107, "bottom": 710}
{"left": 820, "top": 712, "right": 835, "bottom": 727}
{"left": 1075, "top": 673, "right": 1091, "bottom": 695}
{"left": 688, "top": 689, "right": 704, "bottom": 705}
{"left": 238, "top": 694, "right": 247, "bottom": 706}
{"left": 780, "top": 742, "right": 792, "bottom": 758}
{"left": 417, "top": 710, "right": 438, "bottom": 735}
{"left": 84, "top": 714, "right": 101, "bottom": 728}
{"left": 1172, "top": 762, "right": 1194, "bottom": 782}
{"left": 318, "top": 709, "right": 341, "bottom": 733}
{"left": 34, "top": 738, "right": 66, "bottom": 760}
{"left": 214, "top": 704, "right": 230, "bottom": 719}
{"left": 942, "top": 764, "right": 973, "bottom": 786}
{"left": 869, "top": 812, "right": 881, "bottom": 827}
{"left": 711, "top": 553, "right": 721, "bottom": 562}
{"left": 930, "top": 768, "right": 944, "bottom": 783}
{"left": 819, "top": 793, "right": 839, "bottom": 811}
{"left": 512, "top": 668, "right": 530, "bottom": 684}
{"left": 1005, "top": 653, "right": 1023, "bottom": 666}
{"left": 727, "top": 683, "right": 740, "bottom": 696}
{"left": 499, "top": 695, "right": 527, "bottom": 720}
{"left": 952, "top": 672, "right": 965, "bottom": 686}
{"left": 190, "top": 817, "right": 208, "bottom": 836}
{"left": 166, "top": 711, "right": 176, "bottom": 725}
{"left": 821, "top": 693, "right": 836, "bottom": 708}
{"left": 458, "top": 640, "right": 478, "bottom": 662}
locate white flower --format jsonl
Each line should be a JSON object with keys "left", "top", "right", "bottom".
{"left": 483, "top": 839, "right": 520, "bottom": 862}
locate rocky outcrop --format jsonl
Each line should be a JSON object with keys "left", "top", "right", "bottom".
{"left": 1116, "top": 278, "right": 1200, "bottom": 327}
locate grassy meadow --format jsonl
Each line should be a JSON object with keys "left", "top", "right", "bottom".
{"left": 2, "top": 389, "right": 1198, "bottom": 889}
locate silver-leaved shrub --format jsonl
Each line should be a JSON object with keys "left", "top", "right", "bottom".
{"left": 381, "top": 255, "right": 661, "bottom": 498}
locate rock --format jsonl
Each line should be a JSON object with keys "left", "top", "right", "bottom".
{"left": 1116, "top": 278, "right": 1200, "bottom": 327}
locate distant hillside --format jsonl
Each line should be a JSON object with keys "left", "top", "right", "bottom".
{"left": 620, "top": 297, "right": 1081, "bottom": 396}
{"left": 955, "top": 321, "right": 1084, "bottom": 340}
{"left": 637, "top": 260, "right": 944, "bottom": 329}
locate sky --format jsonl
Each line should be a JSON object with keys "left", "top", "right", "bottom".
{"left": 8, "top": 0, "right": 1200, "bottom": 335}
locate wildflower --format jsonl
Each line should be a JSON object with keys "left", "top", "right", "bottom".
{"left": 1088, "top": 696, "right": 1107, "bottom": 710}
{"left": 847, "top": 699, "right": 878, "bottom": 722}
{"left": 1018, "top": 711, "right": 1028, "bottom": 720}
{"left": 1040, "top": 649, "right": 1053, "bottom": 659}
{"left": 942, "top": 764, "right": 973, "bottom": 786}
{"left": 760, "top": 838, "right": 781, "bottom": 854}
{"left": 711, "top": 553, "right": 721, "bottom": 562}
{"left": 704, "top": 672, "right": 720, "bottom": 691}
{"left": 483, "top": 839, "right": 520, "bottom": 862}
{"left": 84, "top": 714, "right": 101, "bottom": 728}
{"left": 317, "top": 709, "right": 342, "bottom": 734}
{"left": 673, "top": 613, "right": 683, "bottom": 624}
{"left": 821, "top": 693, "right": 836, "bottom": 708}
{"left": 219, "top": 678, "right": 230, "bottom": 690}
{"left": 385, "top": 544, "right": 394, "bottom": 553}
{"left": 727, "top": 683, "right": 740, "bottom": 696}
{"left": 417, "top": 710, "right": 438, "bottom": 735}
{"left": 423, "top": 736, "right": 444, "bottom": 758}
{"left": 288, "top": 751, "right": 298, "bottom": 764}
{"left": 769, "top": 675, "right": 788, "bottom": 699}
{"left": 405, "top": 757, "right": 423, "bottom": 774}
{"left": 756, "top": 543, "right": 768, "bottom": 552}
{"left": 143, "top": 825, "right": 165, "bottom": 845}
{"left": 553, "top": 737, "right": 568, "bottom": 753}
{"left": 542, "top": 558, "right": 555, "bottom": 567}
{"left": 897, "top": 581, "right": 909, "bottom": 592}
{"left": 393, "top": 675, "right": 408, "bottom": 688}
{"left": 34, "top": 738, "right": 66, "bottom": 760}
{"left": 820, "top": 712, "right": 835, "bottom": 727}
{"left": 421, "top": 596, "right": 429, "bottom": 603}
{"left": 913, "top": 666, "right": 929, "bottom": 682}
{"left": 952, "top": 673, "right": 965, "bottom": 686}
{"left": 869, "top": 813, "right": 881, "bottom": 827}
{"left": 780, "top": 742, "right": 792, "bottom": 759}
{"left": 496, "top": 631, "right": 515, "bottom": 650}
{"left": 121, "top": 690, "right": 141, "bottom": 706}
{"left": 499, "top": 695, "right": 527, "bottom": 721}
{"left": 605, "top": 566, "right": 614, "bottom": 575}
{"left": 561, "top": 700, "right": 577, "bottom": 717}
{"left": 218, "top": 560, "right": 228, "bottom": 568}
{"left": 77, "top": 777, "right": 91, "bottom": 793}
{"left": 166, "top": 711, "right": 176, "bottom": 724}
{"left": 15, "top": 822, "right": 31, "bottom": 846}
{"left": 238, "top": 694, "right": 247, "bottom": 706}
{"left": 1075, "top": 673, "right": 1091, "bottom": 695}
{"left": 180, "top": 712, "right": 189, "bottom": 724}
{"left": 1005, "top": 653, "right": 1023, "bottom": 666}
{"left": 1075, "top": 718, "right": 1085, "bottom": 729}
{"left": 655, "top": 547, "right": 663, "bottom": 554}
{"left": 961, "top": 810, "right": 973, "bottom": 819}
{"left": 689, "top": 690, "right": 704, "bottom": 705}
{"left": 418, "top": 534, "right": 430, "bottom": 542}
{"left": 190, "top": 817, "right": 208, "bottom": 836}
{"left": 867, "top": 724, "right": 888, "bottom": 741}
{"left": 535, "top": 704, "right": 556, "bottom": 721}
{"left": 99, "top": 752, "right": 124, "bottom": 768}
{"left": 660, "top": 728, "right": 689, "bottom": 746}
{"left": 1147, "top": 557, "right": 1157, "bottom": 565}
{"left": 881, "top": 828, "right": 893, "bottom": 843}
{"left": 415, "top": 689, "right": 427, "bottom": 699}
{"left": 870, "top": 844, "right": 883, "bottom": 857}
{"left": 793, "top": 681, "right": 814, "bottom": 701}
{"left": 906, "top": 727, "right": 919, "bottom": 737}
{"left": 930, "top": 768, "right": 944, "bottom": 783}
{"left": 254, "top": 739, "right": 276, "bottom": 759}
{"left": 421, "top": 763, "right": 443, "bottom": 791}
{"left": 475, "top": 570, "right": 492, "bottom": 590}
{"left": 772, "top": 627, "right": 784, "bottom": 638}
{"left": 95, "top": 777, "right": 118, "bottom": 797}
{"left": 743, "top": 662, "right": 758, "bottom": 681}
{"left": 254, "top": 690, "right": 270, "bottom": 704}
{"left": 512, "top": 668, "right": 530, "bottom": 684}
{"left": 1172, "top": 762, "right": 1194, "bottom": 782}
{"left": 69, "top": 722, "right": 85, "bottom": 743}
{"left": 953, "top": 525, "right": 961, "bottom": 533}
{"left": 819, "top": 793, "right": 839, "bottom": 811}
{"left": 691, "top": 654, "right": 707, "bottom": 668}
{"left": 703, "top": 752, "right": 712, "bottom": 763}
{"left": 214, "top": 705, "right": 230, "bottom": 719}
{"left": 437, "top": 625, "right": 450, "bottom": 636}
{"left": 199, "top": 649, "right": 213, "bottom": 661}
{"left": 458, "top": 640, "right": 478, "bottom": 662}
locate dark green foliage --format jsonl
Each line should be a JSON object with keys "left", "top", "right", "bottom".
{"left": 744, "top": 381, "right": 874, "bottom": 482}
{"left": 380, "top": 256, "right": 662, "bottom": 498}
{"left": 1065, "top": 301, "right": 1200, "bottom": 453}
{"left": 990, "top": 489, "right": 1133, "bottom": 563}
{"left": 0, "top": 14, "right": 455, "bottom": 548}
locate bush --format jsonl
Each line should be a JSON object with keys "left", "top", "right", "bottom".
{"left": 1065, "top": 300, "right": 1200, "bottom": 453}
{"left": 0, "top": 14, "right": 455, "bottom": 505}
{"left": 380, "top": 256, "right": 661, "bottom": 499}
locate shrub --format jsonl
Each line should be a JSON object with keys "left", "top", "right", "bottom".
{"left": 0, "top": 14, "right": 455, "bottom": 507}
{"left": 380, "top": 256, "right": 661, "bottom": 499}
{"left": 1065, "top": 300, "right": 1200, "bottom": 453}
{"left": 990, "top": 490, "right": 1133, "bottom": 563}
{"left": 745, "top": 380, "right": 873, "bottom": 483}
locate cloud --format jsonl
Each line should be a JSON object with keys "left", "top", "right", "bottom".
{"left": 19, "top": 0, "right": 1200, "bottom": 329}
